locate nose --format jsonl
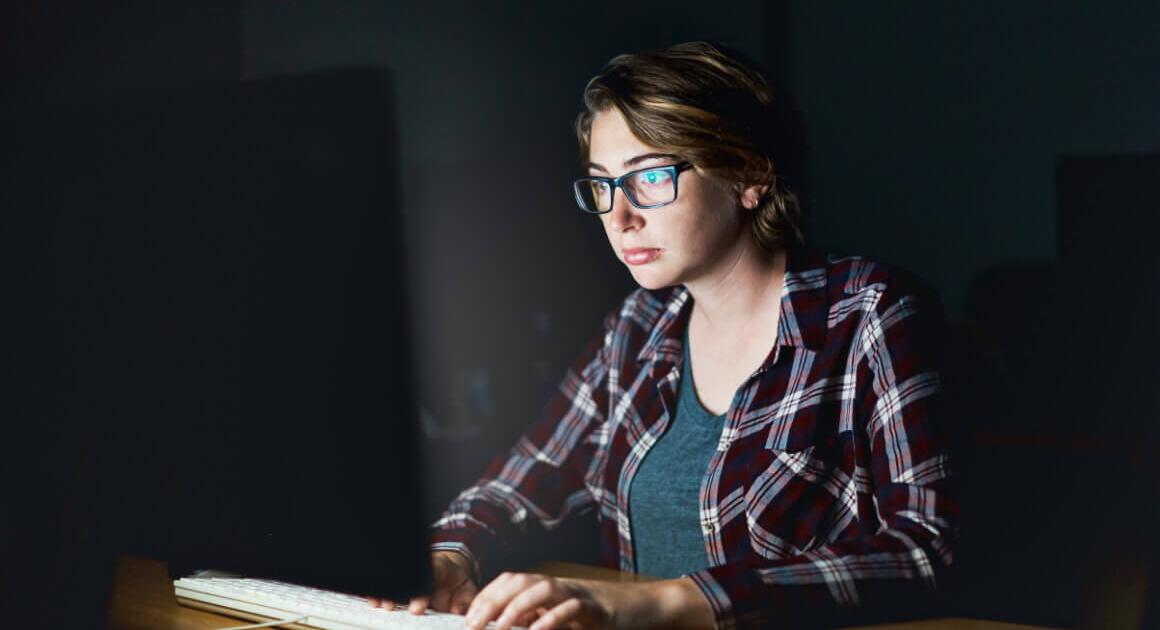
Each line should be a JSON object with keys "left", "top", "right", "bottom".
{"left": 605, "top": 189, "right": 643, "bottom": 233}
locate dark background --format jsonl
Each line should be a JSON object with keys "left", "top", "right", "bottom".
{"left": 3, "top": 2, "right": 1158, "bottom": 627}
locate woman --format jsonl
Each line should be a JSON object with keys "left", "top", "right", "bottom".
{"left": 376, "top": 41, "right": 959, "bottom": 629}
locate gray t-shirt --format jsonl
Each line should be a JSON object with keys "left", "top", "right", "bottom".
{"left": 628, "top": 337, "right": 725, "bottom": 578}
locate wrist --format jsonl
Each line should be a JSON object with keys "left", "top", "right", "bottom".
{"left": 432, "top": 549, "right": 480, "bottom": 586}
{"left": 637, "top": 577, "right": 715, "bottom": 629}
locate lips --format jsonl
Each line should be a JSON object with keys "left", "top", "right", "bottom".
{"left": 622, "top": 247, "right": 663, "bottom": 265}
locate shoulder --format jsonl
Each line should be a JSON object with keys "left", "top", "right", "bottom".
{"left": 779, "top": 246, "right": 944, "bottom": 352}
{"left": 820, "top": 252, "right": 943, "bottom": 319}
{"left": 780, "top": 245, "right": 945, "bottom": 358}
{"left": 816, "top": 252, "right": 947, "bottom": 373}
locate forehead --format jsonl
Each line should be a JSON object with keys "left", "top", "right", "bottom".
{"left": 588, "top": 108, "right": 661, "bottom": 165}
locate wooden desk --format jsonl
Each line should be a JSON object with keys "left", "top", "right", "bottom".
{"left": 107, "top": 555, "right": 1054, "bottom": 629}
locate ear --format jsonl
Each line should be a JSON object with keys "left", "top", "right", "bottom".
{"left": 738, "top": 183, "right": 769, "bottom": 210}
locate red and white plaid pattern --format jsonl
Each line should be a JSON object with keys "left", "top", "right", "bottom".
{"left": 432, "top": 246, "right": 959, "bottom": 628}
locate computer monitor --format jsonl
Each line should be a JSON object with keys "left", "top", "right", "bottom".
{"left": 156, "top": 67, "right": 431, "bottom": 600}
{"left": 3, "top": 67, "right": 431, "bottom": 605}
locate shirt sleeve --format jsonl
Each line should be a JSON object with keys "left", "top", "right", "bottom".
{"left": 686, "top": 280, "right": 961, "bottom": 629}
{"left": 429, "top": 311, "right": 616, "bottom": 574}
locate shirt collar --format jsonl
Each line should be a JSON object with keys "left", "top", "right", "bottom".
{"left": 775, "top": 244, "right": 830, "bottom": 353}
{"left": 635, "top": 244, "right": 830, "bottom": 366}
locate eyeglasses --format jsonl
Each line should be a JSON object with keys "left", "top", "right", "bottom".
{"left": 572, "top": 162, "right": 694, "bottom": 214}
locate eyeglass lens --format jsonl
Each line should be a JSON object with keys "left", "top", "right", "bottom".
{"left": 574, "top": 167, "right": 678, "bottom": 213}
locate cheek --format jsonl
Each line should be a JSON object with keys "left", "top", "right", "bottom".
{"left": 684, "top": 182, "right": 742, "bottom": 233}
{"left": 706, "top": 193, "right": 747, "bottom": 237}
{"left": 684, "top": 203, "right": 740, "bottom": 250}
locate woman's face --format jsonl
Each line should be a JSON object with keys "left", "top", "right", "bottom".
{"left": 586, "top": 108, "right": 748, "bottom": 291}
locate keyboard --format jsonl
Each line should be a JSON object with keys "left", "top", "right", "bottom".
{"left": 174, "top": 573, "right": 521, "bottom": 629}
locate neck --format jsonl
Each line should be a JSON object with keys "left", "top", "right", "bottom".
{"left": 685, "top": 238, "right": 786, "bottom": 330}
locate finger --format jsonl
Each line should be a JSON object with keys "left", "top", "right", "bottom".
{"left": 407, "top": 596, "right": 430, "bottom": 615}
{"left": 466, "top": 572, "right": 531, "bottom": 629}
{"left": 516, "top": 606, "right": 547, "bottom": 628}
{"left": 449, "top": 581, "right": 479, "bottom": 615}
{"left": 429, "top": 585, "right": 455, "bottom": 612}
{"left": 529, "top": 598, "right": 583, "bottom": 630}
{"left": 367, "top": 597, "right": 397, "bottom": 609}
{"left": 494, "top": 580, "right": 560, "bottom": 630}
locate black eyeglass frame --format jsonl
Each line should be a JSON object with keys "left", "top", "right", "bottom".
{"left": 572, "top": 162, "right": 695, "bottom": 214}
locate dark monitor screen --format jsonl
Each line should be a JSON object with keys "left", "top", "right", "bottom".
{"left": 162, "top": 68, "right": 430, "bottom": 600}
{"left": 6, "top": 68, "right": 430, "bottom": 604}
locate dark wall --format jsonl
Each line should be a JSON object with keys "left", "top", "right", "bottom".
{"left": 788, "top": 1, "right": 1160, "bottom": 313}
{"left": 2, "top": 5, "right": 246, "bottom": 624}
{"left": 0, "top": 4, "right": 239, "bottom": 84}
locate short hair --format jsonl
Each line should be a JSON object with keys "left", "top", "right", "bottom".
{"left": 576, "top": 41, "right": 808, "bottom": 250}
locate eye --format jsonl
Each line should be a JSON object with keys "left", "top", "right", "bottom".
{"left": 635, "top": 168, "right": 672, "bottom": 187}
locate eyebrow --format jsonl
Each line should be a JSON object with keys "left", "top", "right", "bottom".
{"left": 584, "top": 152, "right": 683, "bottom": 174}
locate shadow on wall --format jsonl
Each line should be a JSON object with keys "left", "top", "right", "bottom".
{"left": 943, "top": 155, "right": 1160, "bottom": 628}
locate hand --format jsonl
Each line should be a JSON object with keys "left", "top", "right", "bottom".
{"left": 465, "top": 573, "right": 610, "bottom": 630}
{"left": 367, "top": 551, "right": 478, "bottom": 615}
{"left": 463, "top": 572, "right": 715, "bottom": 630}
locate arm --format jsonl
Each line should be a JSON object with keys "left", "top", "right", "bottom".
{"left": 430, "top": 312, "right": 616, "bottom": 576}
{"left": 688, "top": 281, "right": 960, "bottom": 628}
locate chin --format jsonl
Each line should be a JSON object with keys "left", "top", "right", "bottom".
{"left": 627, "top": 267, "right": 679, "bottom": 291}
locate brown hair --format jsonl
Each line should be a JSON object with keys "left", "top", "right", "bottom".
{"left": 576, "top": 41, "right": 807, "bottom": 250}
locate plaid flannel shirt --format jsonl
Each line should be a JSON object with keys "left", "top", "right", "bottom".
{"left": 432, "top": 246, "right": 959, "bottom": 628}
